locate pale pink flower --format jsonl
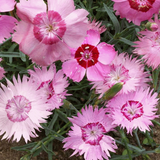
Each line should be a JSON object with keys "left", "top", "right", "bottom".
{"left": 0, "top": 58, "right": 5, "bottom": 79}
{"left": 12, "top": 0, "right": 89, "bottom": 66}
{"left": 0, "top": 75, "right": 51, "bottom": 143}
{"left": 0, "top": 15, "right": 17, "bottom": 43}
{"left": 88, "top": 19, "right": 106, "bottom": 34}
{"left": 29, "top": 64, "right": 69, "bottom": 111}
{"left": 92, "top": 53, "right": 150, "bottom": 97}
{"left": 62, "top": 29, "right": 116, "bottom": 82}
{"left": 107, "top": 87, "right": 158, "bottom": 134}
{"left": 133, "top": 15, "right": 160, "bottom": 69}
{"left": 0, "top": 0, "right": 16, "bottom": 12}
{"left": 112, "top": 0, "right": 160, "bottom": 25}
{"left": 63, "top": 105, "right": 117, "bottom": 160}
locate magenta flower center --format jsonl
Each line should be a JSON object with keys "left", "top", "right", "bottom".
{"left": 121, "top": 100, "right": 144, "bottom": 122}
{"left": 105, "top": 64, "right": 130, "bottom": 86}
{"left": 33, "top": 10, "right": 66, "bottom": 45}
{"left": 81, "top": 122, "right": 106, "bottom": 145}
{"left": 5, "top": 95, "right": 31, "bottom": 122}
{"left": 37, "top": 80, "right": 54, "bottom": 99}
{"left": 75, "top": 44, "right": 99, "bottom": 68}
{"left": 128, "top": 0, "right": 155, "bottom": 12}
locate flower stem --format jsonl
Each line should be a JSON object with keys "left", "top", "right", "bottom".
{"left": 119, "top": 128, "right": 132, "bottom": 160}
{"left": 133, "top": 129, "right": 143, "bottom": 149}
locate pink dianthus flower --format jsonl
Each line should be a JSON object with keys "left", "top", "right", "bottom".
{"left": 133, "top": 15, "right": 160, "bottom": 69}
{"left": 29, "top": 64, "right": 69, "bottom": 111}
{"left": 13, "top": 0, "right": 89, "bottom": 66}
{"left": 107, "top": 87, "right": 158, "bottom": 134}
{"left": 62, "top": 29, "right": 116, "bottom": 82}
{"left": 0, "top": 75, "right": 51, "bottom": 143}
{"left": 92, "top": 53, "right": 150, "bottom": 97}
{"left": 63, "top": 105, "right": 117, "bottom": 160}
{"left": 112, "top": 0, "right": 160, "bottom": 25}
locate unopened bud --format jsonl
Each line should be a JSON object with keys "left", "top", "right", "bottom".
{"left": 101, "top": 82, "right": 123, "bottom": 101}
{"left": 146, "top": 22, "right": 158, "bottom": 31}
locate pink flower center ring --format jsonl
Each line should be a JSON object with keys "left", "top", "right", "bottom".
{"left": 81, "top": 122, "right": 106, "bottom": 145}
{"left": 38, "top": 80, "right": 55, "bottom": 99}
{"left": 6, "top": 95, "right": 32, "bottom": 122}
{"left": 121, "top": 100, "right": 144, "bottom": 122}
{"left": 75, "top": 44, "right": 99, "bottom": 68}
{"left": 33, "top": 10, "right": 66, "bottom": 45}
{"left": 128, "top": 0, "right": 155, "bottom": 12}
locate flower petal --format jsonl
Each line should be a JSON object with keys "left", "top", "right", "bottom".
{"left": 0, "top": 0, "right": 16, "bottom": 12}
{"left": 87, "top": 62, "right": 110, "bottom": 81}
{"left": 16, "top": 0, "right": 46, "bottom": 22}
{"left": 83, "top": 29, "right": 100, "bottom": 46}
{"left": 97, "top": 42, "right": 116, "bottom": 65}
{"left": 29, "top": 41, "right": 71, "bottom": 66}
{"left": 63, "top": 9, "right": 89, "bottom": 48}
{"left": 0, "top": 15, "right": 17, "bottom": 43}
{"left": 47, "top": 0, "right": 75, "bottom": 18}
{"left": 62, "top": 59, "right": 86, "bottom": 82}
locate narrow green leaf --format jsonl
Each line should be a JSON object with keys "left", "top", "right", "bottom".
{"left": 56, "top": 109, "right": 69, "bottom": 123}
{"left": 12, "top": 142, "right": 37, "bottom": 151}
{"left": 20, "top": 51, "right": 26, "bottom": 62}
{"left": 46, "top": 112, "right": 58, "bottom": 135}
{"left": 0, "top": 52, "right": 20, "bottom": 57}
{"left": 103, "top": 3, "right": 120, "bottom": 33}
{"left": 119, "top": 37, "right": 136, "bottom": 46}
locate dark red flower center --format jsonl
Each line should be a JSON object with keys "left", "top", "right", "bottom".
{"left": 75, "top": 44, "right": 99, "bottom": 68}
{"left": 121, "top": 100, "right": 144, "bottom": 122}
{"left": 128, "top": 0, "right": 155, "bottom": 12}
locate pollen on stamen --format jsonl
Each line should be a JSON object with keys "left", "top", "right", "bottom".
{"left": 85, "top": 46, "right": 90, "bottom": 49}
{"left": 79, "top": 58, "right": 83, "bottom": 61}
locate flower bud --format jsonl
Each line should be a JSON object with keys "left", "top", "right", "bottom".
{"left": 101, "top": 82, "right": 123, "bottom": 101}
{"left": 145, "top": 22, "right": 158, "bottom": 31}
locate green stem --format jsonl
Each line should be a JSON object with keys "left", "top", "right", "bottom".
{"left": 152, "top": 120, "right": 160, "bottom": 127}
{"left": 133, "top": 129, "right": 143, "bottom": 149}
{"left": 145, "top": 131, "right": 153, "bottom": 146}
{"left": 119, "top": 128, "right": 132, "bottom": 160}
